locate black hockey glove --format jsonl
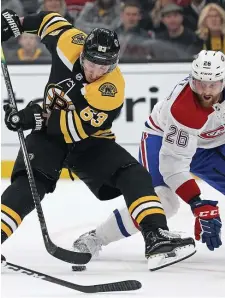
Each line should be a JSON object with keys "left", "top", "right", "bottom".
{"left": 1, "top": 9, "right": 23, "bottom": 42}
{"left": 4, "top": 102, "right": 46, "bottom": 132}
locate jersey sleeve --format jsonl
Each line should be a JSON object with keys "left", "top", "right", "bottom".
{"left": 22, "top": 11, "right": 73, "bottom": 52}
{"left": 159, "top": 112, "right": 201, "bottom": 203}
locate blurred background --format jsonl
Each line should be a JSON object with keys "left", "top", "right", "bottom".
{"left": 1, "top": 0, "right": 225, "bottom": 62}
{"left": 1, "top": 0, "right": 225, "bottom": 178}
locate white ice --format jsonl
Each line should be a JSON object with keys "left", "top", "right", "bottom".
{"left": 1, "top": 179, "right": 225, "bottom": 298}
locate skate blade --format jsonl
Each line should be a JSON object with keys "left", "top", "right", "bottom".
{"left": 148, "top": 245, "right": 196, "bottom": 271}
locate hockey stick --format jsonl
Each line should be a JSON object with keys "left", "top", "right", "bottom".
{"left": 2, "top": 260, "right": 142, "bottom": 293}
{"left": 1, "top": 47, "right": 91, "bottom": 265}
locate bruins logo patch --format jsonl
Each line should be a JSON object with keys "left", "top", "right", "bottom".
{"left": 71, "top": 33, "right": 86, "bottom": 45}
{"left": 98, "top": 83, "right": 118, "bottom": 97}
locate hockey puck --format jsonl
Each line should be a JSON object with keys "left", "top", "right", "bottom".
{"left": 72, "top": 265, "right": 86, "bottom": 271}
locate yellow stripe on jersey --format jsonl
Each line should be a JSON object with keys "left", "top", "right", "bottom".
{"left": 57, "top": 29, "right": 87, "bottom": 69}
{"left": 1, "top": 222, "right": 13, "bottom": 237}
{"left": 73, "top": 111, "right": 88, "bottom": 139}
{"left": 60, "top": 110, "right": 73, "bottom": 143}
{"left": 83, "top": 67, "right": 125, "bottom": 111}
{"left": 136, "top": 208, "right": 165, "bottom": 225}
{"left": 1, "top": 204, "right": 22, "bottom": 226}
{"left": 92, "top": 129, "right": 112, "bottom": 136}
{"left": 41, "top": 21, "right": 71, "bottom": 40}
{"left": 92, "top": 134, "right": 115, "bottom": 140}
{"left": 129, "top": 196, "right": 160, "bottom": 214}
{"left": 38, "top": 12, "right": 61, "bottom": 36}
{"left": 92, "top": 129, "right": 115, "bottom": 139}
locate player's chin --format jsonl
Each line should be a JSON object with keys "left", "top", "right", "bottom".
{"left": 200, "top": 95, "right": 214, "bottom": 107}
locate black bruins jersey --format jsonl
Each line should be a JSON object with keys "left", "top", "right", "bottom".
{"left": 23, "top": 12, "right": 125, "bottom": 143}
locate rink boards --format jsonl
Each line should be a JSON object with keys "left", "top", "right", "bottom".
{"left": 1, "top": 63, "right": 191, "bottom": 178}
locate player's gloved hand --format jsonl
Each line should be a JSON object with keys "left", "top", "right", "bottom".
{"left": 4, "top": 102, "right": 46, "bottom": 131}
{"left": 190, "top": 199, "right": 222, "bottom": 251}
{"left": 1, "top": 9, "right": 23, "bottom": 42}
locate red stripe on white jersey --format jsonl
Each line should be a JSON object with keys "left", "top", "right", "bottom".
{"left": 140, "top": 132, "right": 149, "bottom": 171}
{"left": 149, "top": 116, "right": 163, "bottom": 132}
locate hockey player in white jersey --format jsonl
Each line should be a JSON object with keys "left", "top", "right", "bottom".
{"left": 73, "top": 50, "right": 224, "bottom": 259}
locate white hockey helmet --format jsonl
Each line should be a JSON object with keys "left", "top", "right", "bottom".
{"left": 190, "top": 50, "right": 225, "bottom": 88}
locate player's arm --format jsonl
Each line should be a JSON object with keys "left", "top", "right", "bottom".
{"left": 159, "top": 114, "right": 222, "bottom": 251}
{"left": 159, "top": 116, "right": 200, "bottom": 203}
{"left": 1, "top": 9, "right": 73, "bottom": 51}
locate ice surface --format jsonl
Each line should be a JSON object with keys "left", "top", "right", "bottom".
{"left": 1, "top": 179, "right": 225, "bottom": 298}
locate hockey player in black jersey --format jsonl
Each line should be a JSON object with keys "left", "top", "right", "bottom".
{"left": 1, "top": 9, "right": 196, "bottom": 271}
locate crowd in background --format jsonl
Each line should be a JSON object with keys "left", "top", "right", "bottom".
{"left": 2, "top": 0, "right": 225, "bottom": 62}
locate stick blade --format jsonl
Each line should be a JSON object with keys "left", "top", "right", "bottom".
{"left": 77, "top": 280, "right": 142, "bottom": 293}
{"left": 45, "top": 240, "right": 91, "bottom": 264}
{"left": 52, "top": 247, "right": 91, "bottom": 264}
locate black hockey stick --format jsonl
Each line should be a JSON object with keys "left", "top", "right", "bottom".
{"left": 2, "top": 260, "right": 142, "bottom": 293}
{"left": 1, "top": 47, "right": 91, "bottom": 265}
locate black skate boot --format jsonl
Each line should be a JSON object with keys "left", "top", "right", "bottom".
{"left": 143, "top": 228, "right": 196, "bottom": 271}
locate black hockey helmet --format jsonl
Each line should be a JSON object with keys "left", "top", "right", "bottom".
{"left": 81, "top": 28, "right": 120, "bottom": 72}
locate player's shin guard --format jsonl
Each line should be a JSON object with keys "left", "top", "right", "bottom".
{"left": 1, "top": 175, "right": 47, "bottom": 244}
{"left": 115, "top": 164, "right": 196, "bottom": 270}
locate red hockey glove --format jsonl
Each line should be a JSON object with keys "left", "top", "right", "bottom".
{"left": 190, "top": 200, "right": 222, "bottom": 251}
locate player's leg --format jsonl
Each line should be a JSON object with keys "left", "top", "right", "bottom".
{"left": 190, "top": 144, "right": 225, "bottom": 194}
{"left": 73, "top": 134, "right": 180, "bottom": 256}
{"left": 1, "top": 132, "right": 67, "bottom": 244}
{"left": 1, "top": 174, "right": 50, "bottom": 243}
{"left": 70, "top": 138, "right": 195, "bottom": 270}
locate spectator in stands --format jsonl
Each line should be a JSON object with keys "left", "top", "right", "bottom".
{"left": 1, "top": 0, "right": 24, "bottom": 16}
{"left": 140, "top": 0, "right": 174, "bottom": 34}
{"left": 75, "top": 0, "right": 121, "bottom": 33}
{"left": 157, "top": 4, "right": 197, "bottom": 52}
{"left": 117, "top": 1, "right": 153, "bottom": 38}
{"left": 190, "top": 3, "right": 225, "bottom": 54}
{"left": 116, "top": 1, "right": 186, "bottom": 61}
{"left": 39, "top": 0, "right": 74, "bottom": 24}
{"left": 20, "top": 0, "right": 39, "bottom": 14}
{"left": 116, "top": 1, "right": 154, "bottom": 61}
{"left": 183, "top": 0, "right": 222, "bottom": 32}
{"left": 6, "top": 33, "right": 51, "bottom": 62}
{"left": 65, "top": 0, "right": 95, "bottom": 18}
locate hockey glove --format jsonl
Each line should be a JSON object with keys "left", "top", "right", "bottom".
{"left": 4, "top": 102, "right": 46, "bottom": 131}
{"left": 1, "top": 9, "right": 23, "bottom": 42}
{"left": 190, "top": 199, "right": 222, "bottom": 251}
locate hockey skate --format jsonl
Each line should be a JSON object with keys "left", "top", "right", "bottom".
{"left": 72, "top": 230, "right": 103, "bottom": 271}
{"left": 143, "top": 228, "right": 196, "bottom": 271}
{"left": 72, "top": 230, "right": 103, "bottom": 257}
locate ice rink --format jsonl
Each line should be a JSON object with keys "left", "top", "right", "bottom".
{"left": 1, "top": 179, "right": 225, "bottom": 298}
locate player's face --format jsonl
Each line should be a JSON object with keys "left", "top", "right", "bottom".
{"left": 193, "top": 79, "right": 223, "bottom": 107}
{"left": 83, "top": 59, "right": 110, "bottom": 82}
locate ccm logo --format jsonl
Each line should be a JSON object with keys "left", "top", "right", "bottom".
{"left": 199, "top": 210, "right": 218, "bottom": 217}
{"left": 200, "top": 125, "right": 225, "bottom": 139}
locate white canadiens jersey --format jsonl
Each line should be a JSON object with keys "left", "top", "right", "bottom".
{"left": 143, "top": 77, "right": 225, "bottom": 201}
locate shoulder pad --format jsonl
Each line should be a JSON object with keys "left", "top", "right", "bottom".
{"left": 57, "top": 28, "right": 87, "bottom": 70}
{"left": 82, "top": 67, "right": 125, "bottom": 111}
{"left": 171, "top": 85, "right": 214, "bottom": 129}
